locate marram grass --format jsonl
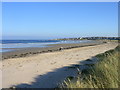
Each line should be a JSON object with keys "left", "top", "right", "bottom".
{"left": 61, "top": 45, "right": 120, "bottom": 88}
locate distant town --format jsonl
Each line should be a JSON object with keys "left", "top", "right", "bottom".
{"left": 54, "top": 37, "right": 120, "bottom": 40}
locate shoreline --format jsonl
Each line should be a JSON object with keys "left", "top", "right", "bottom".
{"left": 2, "top": 41, "right": 104, "bottom": 60}
{"left": 2, "top": 42, "right": 118, "bottom": 88}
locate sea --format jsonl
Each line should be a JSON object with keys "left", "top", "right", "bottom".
{"left": 0, "top": 40, "right": 94, "bottom": 52}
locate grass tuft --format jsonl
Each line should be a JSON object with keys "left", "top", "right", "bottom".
{"left": 61, "top": 45, "right": 120, "bottom": 88}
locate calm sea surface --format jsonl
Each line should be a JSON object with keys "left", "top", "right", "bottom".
{"left": 0, "top": 40, "right": 94, "bottom": 52}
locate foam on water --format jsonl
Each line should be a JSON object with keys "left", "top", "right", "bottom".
{"left": 1, "top": 40, "right": 94, "bottom": 52}
{"left": 0, "top": 49, "right": 14, "bottom": 52}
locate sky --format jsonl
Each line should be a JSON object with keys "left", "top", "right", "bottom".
{"left": 2, "top": 2, "right": 118, "bottom": 39}
{"left": 2, "top": 0, "right": 120, "bottom": 2}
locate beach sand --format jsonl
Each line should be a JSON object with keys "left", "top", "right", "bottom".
{"left": 1, "top": 42, "right": 118, "bottom": 88}
{"left": 2, "top": 41, "right": 103, "bottom": 60}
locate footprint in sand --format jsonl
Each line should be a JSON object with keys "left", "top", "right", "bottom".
{"left": 51, "top": 62, "right": 56, "bottom": 65}
{"left": 19, "top": 65, "right": 23, "bottom": 67}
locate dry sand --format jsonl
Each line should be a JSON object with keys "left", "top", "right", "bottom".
{"left": 1, "top": 42, "right": 118, "bottom": 88}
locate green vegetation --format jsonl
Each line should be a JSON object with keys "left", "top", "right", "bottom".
{"left": 61, "top": 45, "right": 120, "bottom": 88}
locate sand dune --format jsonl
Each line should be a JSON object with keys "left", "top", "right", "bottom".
{"left": 1, "top": 42, "right": 118, "bottom": 88}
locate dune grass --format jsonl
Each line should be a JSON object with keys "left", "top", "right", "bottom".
{"left": 61, "top": 45, "right": 120, "bottom": 88}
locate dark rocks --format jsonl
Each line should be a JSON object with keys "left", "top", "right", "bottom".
{"left": 59, "top": 47, "right": 64, "bottom": 50}
{"left": 2, "top": 41, "right": 103, "bottom": 60}
{"left": 48, "top": 50, "right": 53, "bottom": 52}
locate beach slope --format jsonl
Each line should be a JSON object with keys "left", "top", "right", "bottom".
{"left": 1, "top": 42, "right": 118, "bottom": 88}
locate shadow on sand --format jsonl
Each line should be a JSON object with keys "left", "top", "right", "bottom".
{"left": 13, "top": 57, "right": 98, "bottom": 88}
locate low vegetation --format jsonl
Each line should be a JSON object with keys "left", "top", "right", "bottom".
{"left": 61, "top": 45, "right": 119, "bottom": 88}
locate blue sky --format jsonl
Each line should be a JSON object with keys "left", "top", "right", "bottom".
{"left": 2, "top": 2, "right": 118, "bottom": 39}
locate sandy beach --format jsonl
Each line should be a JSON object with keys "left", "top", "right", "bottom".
{"left": 1, "top": 42, "right": 118, "bottom": 88}
{"left": 2, "top": 41, "right": 103, "bottom": 60}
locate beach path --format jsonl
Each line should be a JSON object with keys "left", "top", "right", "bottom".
{"left": 1, "top": 42, "right": 118, "bottom": 88}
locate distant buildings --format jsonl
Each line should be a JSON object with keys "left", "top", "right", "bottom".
{"left": 81, "top": 37, "right": 120, "bottom": 40}
{"left": 55, "top": 37, "right": 120, "bottom": 40}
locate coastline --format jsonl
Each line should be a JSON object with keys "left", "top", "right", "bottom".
{"left": 2, "top": 41, "right": 118, "bottom": 88}
{"left": 2, "top": 40, "right": 104, "bottom": 60}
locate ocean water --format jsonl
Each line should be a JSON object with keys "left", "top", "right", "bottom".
{"left": 0, "top": 40, "right": 93, "bottom": 52}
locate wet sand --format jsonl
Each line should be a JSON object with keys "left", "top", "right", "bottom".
{"left": 2, "top": 41, "right": 103, "bottom": 60}
{"left": 1, "top": 41, "right": 118, "bottom": 88}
